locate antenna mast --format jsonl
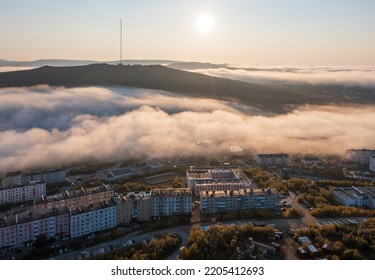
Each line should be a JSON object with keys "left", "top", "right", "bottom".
{"left": 120, "top": 18, "right": 123, "bottom": 65}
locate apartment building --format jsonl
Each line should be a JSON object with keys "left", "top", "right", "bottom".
{"left": 135, "top": 191, "right": 151, "bottom": 221}
{"left": 345, "top": 148, "right": 375, "bottom": 166}
{"left": 69, "top": 201, "right": 116, "bottom": 238}
{"left": 34, "top": 183, "right": 114, "bottom": 212}
{"left": 151, "top": 188, "right": 192, "bottom": 217}
{"left": 370, "top": 155, "right": 375, "bottom": 172}
{"left": 256, "top": 154, "right": 290, "bottom": 166}
{"left": 112, "top": 194, "right": 133, "bottom": 225}
{"left": 333, "top": 186, "right": 375, "bottom": 208}
{"left": 0, "top": 206, "right": 69, "bottom": 248}
{"left": 2, "top": 169, "right": 66, "bottom": 188}
{"left": 2, "top": 171, "right": 23, "bottom": 188}
{"left": 186, "top": 167, "right": 253, "bottom": 195}
{"left": 200, "top": 188, "right": 280, "bottom": 214}
{"left": 0, "top": 181, "right": 46, "bottom": 205}
{"left": 23, "top": 168, "right": 67, "bottom": 185}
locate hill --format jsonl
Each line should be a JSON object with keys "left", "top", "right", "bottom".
{"left": 0, "top": 59, "right": 178, "bottom": 67}
{"left": 0, "top": 63, "right": 333, "bottom": 112}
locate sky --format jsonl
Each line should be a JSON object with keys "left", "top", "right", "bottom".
{"left": 1, "top": 0, "right": 375, "bottom": 65}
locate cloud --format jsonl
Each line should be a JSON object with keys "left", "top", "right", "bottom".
{"left": 0, "top": 86, "right": 375, "bottom": 171}
{"left": 191, "top": 66, "right": 375, "bottom": 86}
{"left": 0, "top": 86, "right": 247, "bottom": 131}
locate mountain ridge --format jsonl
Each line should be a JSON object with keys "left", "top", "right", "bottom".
{"left": 0, "top": 63, "right": 349, "bottom": 112}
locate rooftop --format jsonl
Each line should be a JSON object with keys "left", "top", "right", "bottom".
{"left": 4, "top": 171, "right": 22, "bottom": 177}
{"left": 1, "top": 180, "right": 46, "bottom": 190}
{"left": 37, "top": 183, "right": 114, "bottom": 204}
{"left": 333, "top": 186, "right": 375, "bottom": 199}
{"left": 151, "top": 188, "right": 192, "bottom": 197}
{"left": 69, "top": 200, "right": 116, "bottom": 215}
{"left": 200, "top": 188, "right": 279, "bottom": 198}
{"left": 0, "top": 206, "right": 69, "bottom": 227}
{"left": 24, "top": 168, "right": 66, "bottom": 176}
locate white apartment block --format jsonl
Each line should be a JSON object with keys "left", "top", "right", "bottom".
{"left": 0, "top": 181, "right": 46, "bottom": 205}
{"left": 23, "top": 168, "right": 67, "bottom": 185}
{"left": 2, "top": 171, "right": 23, "bottom": 188}
{"left": 370, "top": 156, "right": 375, "bottom": 172}
{"left": 333, "top": 186, "right": 375, "bottom": 208}
{"left": 186, "top": 167, "right": 253, "bottom": 195}
{"left": 345, "top": 148, "right": 375, "bottom": 166}
{"left": 151, "top": 188, "right": 192, "bottom": 217}
{"left": 0, "top": 207, "right": 70, "bottom": 248}
{"left": 200, "top": 188, "right": 280, "bottom": 214}
{"left": 69, "top": 202, "right": 116, "bottom": 238}
{"left": 2, "top": 169, "right": 66, "bottom": 188}
{"left": 256, "top": 154, "right": 290, "bottom": 165}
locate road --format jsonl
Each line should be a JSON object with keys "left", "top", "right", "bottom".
{"left": 53, "top": 225, "right": 191, "bottom": 260}
{"left": 285, "top": 191, "right": 319, "bottom": 226}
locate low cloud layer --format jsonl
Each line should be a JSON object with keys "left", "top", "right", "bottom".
{"left": 0, "top": 86, "right": 246, "bottom": 131}
{"left": 191, "top": 66, "right": 375, "bottom": 86}
{"left": 0, "top": 86, "right": 375, "bottom": 171}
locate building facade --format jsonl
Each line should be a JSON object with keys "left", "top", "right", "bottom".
{"left": 135, "top": 191, "right": 151, "bottom": 221}
{"left": 256, "top": 154, "right": 290, "bottom": 166}
{"left": 23, "top": 169, "right": 67, "bottom": 185}
{"left": 34, "top": 183, "right": 114, "bottom": 212}
{"left": 333, "top": 186, "right": 375, "bottom": 208}
{"left": 2, "top": 171, "right": 23, "bottom": 188}
{"left": 370, "top": 156, "right": 375, "bottom": 172}
{"left": 200, "top": 188, "right": 280, "bottom": 214}
{"left": 69, "top": 202, "right": 116, "bottom": 238}
{"left": 345, "top": 148, "right": 375, "bottom": 166}
{"left": 186, "top": 167, "right": 253, "bottom": 195}
{"left": 0, "top": 207, "right": 69, "bottom": 248}
{"left": 2, "top": 169, "right": 66, "bottom": 188}
{"left": 112, "top": 194, "right": 133, "bottom": 225}
{"left": 0, "top": 181, "right": 46, "bottom": 205}
{"left": 151, "top": 188, "right": 192, "bottom": 217}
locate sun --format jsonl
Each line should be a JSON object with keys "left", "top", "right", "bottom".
{"left": 196, "top": 15, "right": 213, "bottom": 32}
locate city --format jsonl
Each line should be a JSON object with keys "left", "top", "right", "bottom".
{"left": 0, "top": 2, "right": 375, "bottom": 276}
{"left": 1, "top": 147, "right": 374, "bottom": 260}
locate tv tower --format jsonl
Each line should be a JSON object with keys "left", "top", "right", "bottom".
{"left": 119, "top": 18, "right": 123, "bottom": 65}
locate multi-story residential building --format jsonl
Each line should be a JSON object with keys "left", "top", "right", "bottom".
{"left": 151, "top": 188, "right": 192, "bottom": 217}
{"left": 333, "top": 186, "right": 375, "bottom": 208}
{"left": 69, "top": 201, "right": 116, "bottom": 238}
{"left": 186, "top": 167, "right": 253, "bottom": 195}
{"left": 112, "top": 194, "right": 133, "bottom": 225}
{"left": 34, "top": 183, "right": 114, "bottom": 212}
{"left": 2, "top": 169, "right": 67, "bottom": 188}
{"left": 200, "top": 188, "right": 280, "bottom": 214}
{"left": 0, "top": 206, "right": 69, "bottom": 248}
{"left": 135, "top": 191, "right": 151, "bottom": 221}
{"left": 345, "top": 148, "right": 375, "bottom": 166}
{"left": 301, "top": 157, "right": 321, "bottom": 166}
{"left": 256, "top": 154, "right": 290, "bottom": 166}
{"left": 370, "top": 155, "right": 375, "bottom": 172}
{"left": 0, "top": 181, "right": 46, "bottom": 205}
{"left": 2, "top": 171, "right": 23, "bottom": 188}
{"left": 23, "top": 168, "right": 67, "bottom": 185}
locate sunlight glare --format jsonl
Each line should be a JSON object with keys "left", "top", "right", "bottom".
{"left": 196, "top": 15, "right": 213, "bottom": 33}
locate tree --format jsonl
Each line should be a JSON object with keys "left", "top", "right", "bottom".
{"left": 343, "top": 249, "right": 362, "bottom": 260}
{"left": 331, "top": 241, "right": 344, "bottom": 255}
{"left": 34, "top": 234, "right": 53, "bottom": 248}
